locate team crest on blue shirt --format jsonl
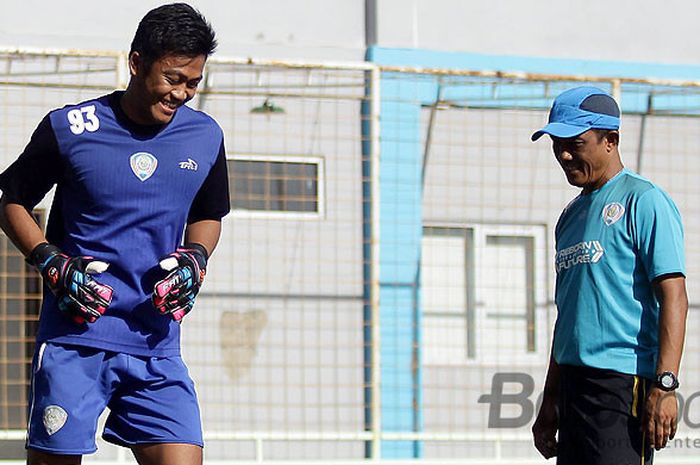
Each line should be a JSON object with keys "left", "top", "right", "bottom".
{"left": 602, "top": 202, "right": 625, "bottom": 226}
{"left": 130, "top": 152, "right": 158, "bottom": 181}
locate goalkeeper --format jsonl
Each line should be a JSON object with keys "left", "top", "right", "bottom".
{"left": 0, "top": 4, "right": 228, "bottom": 465}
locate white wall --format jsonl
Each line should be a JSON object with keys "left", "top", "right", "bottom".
{"left": 0, "top": 0, "right": 366, "bottom": 61}
{"left": 375, "top": 0, "right": 700, "bottom": 65}
{"left": 5, "top": 1, "right": 700, "bottom": 65}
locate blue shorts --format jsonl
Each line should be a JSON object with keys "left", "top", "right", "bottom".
{"left": 27, "top": 342, "right": 203, "bottom": 455}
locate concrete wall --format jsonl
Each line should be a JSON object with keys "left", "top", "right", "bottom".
{"left": 4, "top": 1, "right": 700, "bottom": 65}
{"left": 0, "top": 0, "right": 366, "bottom": 61}
{"left": 374, "top": 0, "right": 700, "bottom": 65}
{"left": 4, "top": 2, "right": 700, "bottom": 461}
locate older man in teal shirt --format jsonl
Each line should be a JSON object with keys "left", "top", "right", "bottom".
{"left": 531, "top": 86, "right": 688, "bottom": 465}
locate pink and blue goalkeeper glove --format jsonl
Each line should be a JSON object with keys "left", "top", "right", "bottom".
{"left": 29, "top": 243, "right": 114, "bottom": 324}
{"left": 152, "top": 243, "right": 208, "bottom": 322}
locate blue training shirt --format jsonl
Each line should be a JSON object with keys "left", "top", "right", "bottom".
{"left": 553, "top": 168, "right": 685, "bottom": 379}
{"left": 0, "top": 92, "right": 230, "bottom": 356}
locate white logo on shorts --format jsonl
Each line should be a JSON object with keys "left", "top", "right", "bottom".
{"left": 43, "top": 405, "right": 68, "bottom": 435}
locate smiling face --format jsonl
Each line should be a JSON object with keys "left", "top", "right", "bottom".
{"left": 551, "top": 129, "right": 622, "bottom": 194}
{"left": 123, "top": 52, "right": 206, "bottom": 125}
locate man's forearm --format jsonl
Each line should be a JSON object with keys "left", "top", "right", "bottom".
{"left": 543, "top": 351, "right": 561, "bottom": 402}
{"left": 184, "top": 219, "right": 222, "bottom": 256}
{"left": 0, "top": 197, "right": 46, "bottom": 257}
{"left": 654, "top": 275, "right": 688, "bottom": 376}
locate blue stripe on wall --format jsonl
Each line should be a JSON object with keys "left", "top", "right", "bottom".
{"left": 370, "top": 46, "right": 700, "bottom": 114}
{"left": 378, "top": 90, "right": 424, "bottom": 458}
{"left": 368, "top": 46, "right": 700, "bottom": 81}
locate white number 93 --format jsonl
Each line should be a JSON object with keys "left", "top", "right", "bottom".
{"left": 67, "top": 105, "right": 100, "bottom": 135}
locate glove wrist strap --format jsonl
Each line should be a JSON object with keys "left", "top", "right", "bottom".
{"left": 27, "top": 243, "right": 62, "bottom": 271}
{"left": 183, "top": 242, "right": 209, "bottom": 264}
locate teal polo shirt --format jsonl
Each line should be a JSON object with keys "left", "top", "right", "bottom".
{"left": 553, "top": 168, "right": 685, "bottom": 379}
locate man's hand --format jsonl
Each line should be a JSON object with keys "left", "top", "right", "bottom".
{"left": 29, "top": 243, "right": 113, "bottom": 324}
{"left": 644, "top": 387, "right": 678, "bottom": 450}
{"left": 152, "top": 243, "right": 208, "bottom": 322}
{"left": 532, "top": 396, "right": 558, "bottom": 459}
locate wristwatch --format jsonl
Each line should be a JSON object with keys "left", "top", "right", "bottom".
{"left": 656, "top": 371, "right": 680, "bottom": 391}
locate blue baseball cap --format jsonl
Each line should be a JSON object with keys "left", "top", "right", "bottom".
{"left": 531, "top": 86, "right": 620, "bottom": 141}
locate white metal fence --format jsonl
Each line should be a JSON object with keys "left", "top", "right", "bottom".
{"left": 1, "top": 49, "right": 700, "bottom": 464}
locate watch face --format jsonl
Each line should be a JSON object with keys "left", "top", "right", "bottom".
{"left": 661, "top": 375, "right": 674, "bottom": 388}
{"left": 656, "top": 371, "right": 678, "bottom": 391}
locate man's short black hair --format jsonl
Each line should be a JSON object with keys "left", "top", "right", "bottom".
{"left": 592, "top": 129, "right": 610, "bottom": 140}
{"left": 591, "top": 129, "right": 620, "bottom": 147}
{"left": 592, "top": 129, "right": 614, "bottom": 140}
{"left": 130, "top": 3, "right": 217, "bottom": 67}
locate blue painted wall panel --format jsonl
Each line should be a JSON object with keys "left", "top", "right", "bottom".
{"left": 377, "top": 79, "right": 425, "bottom": 457}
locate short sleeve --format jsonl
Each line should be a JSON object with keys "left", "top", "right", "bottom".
{"left": 0, "top": 114, "right": 62, "bottom": 209}
{"left": 633, "top": 188, "right": 685, "bottom": 281}
{"left": 187, "top": 139, "right": 230, "bottom": 223}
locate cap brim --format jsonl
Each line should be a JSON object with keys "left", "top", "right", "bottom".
{"left": 531, "top": 122, "right": 589, "bottom": 142}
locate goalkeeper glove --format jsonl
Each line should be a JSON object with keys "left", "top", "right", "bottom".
{"left": 29, "top": 243, "right": 114, "bottom": 324}
{"left": 152, "top": 243, "right": 208, "bottom": 322}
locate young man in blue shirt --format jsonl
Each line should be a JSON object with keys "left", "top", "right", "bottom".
{"left": 0, "top": 4, "right": 229, "bottom": 465}
{"left": 531, "top": 86, "right": 688, "bottom": 464}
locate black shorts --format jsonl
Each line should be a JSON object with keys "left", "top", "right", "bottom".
{"left": 558, "top": 365, "right": 653, "bottom": 465}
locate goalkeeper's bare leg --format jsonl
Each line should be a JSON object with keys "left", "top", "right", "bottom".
{"left": 132, "top": 443, "right": 202, "bottom": 465}
{"left": 27, "top": 449, "right": 80, "bottom": 465}
{"left": 28, "top": 443, "right": 202, "bottom": 465}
